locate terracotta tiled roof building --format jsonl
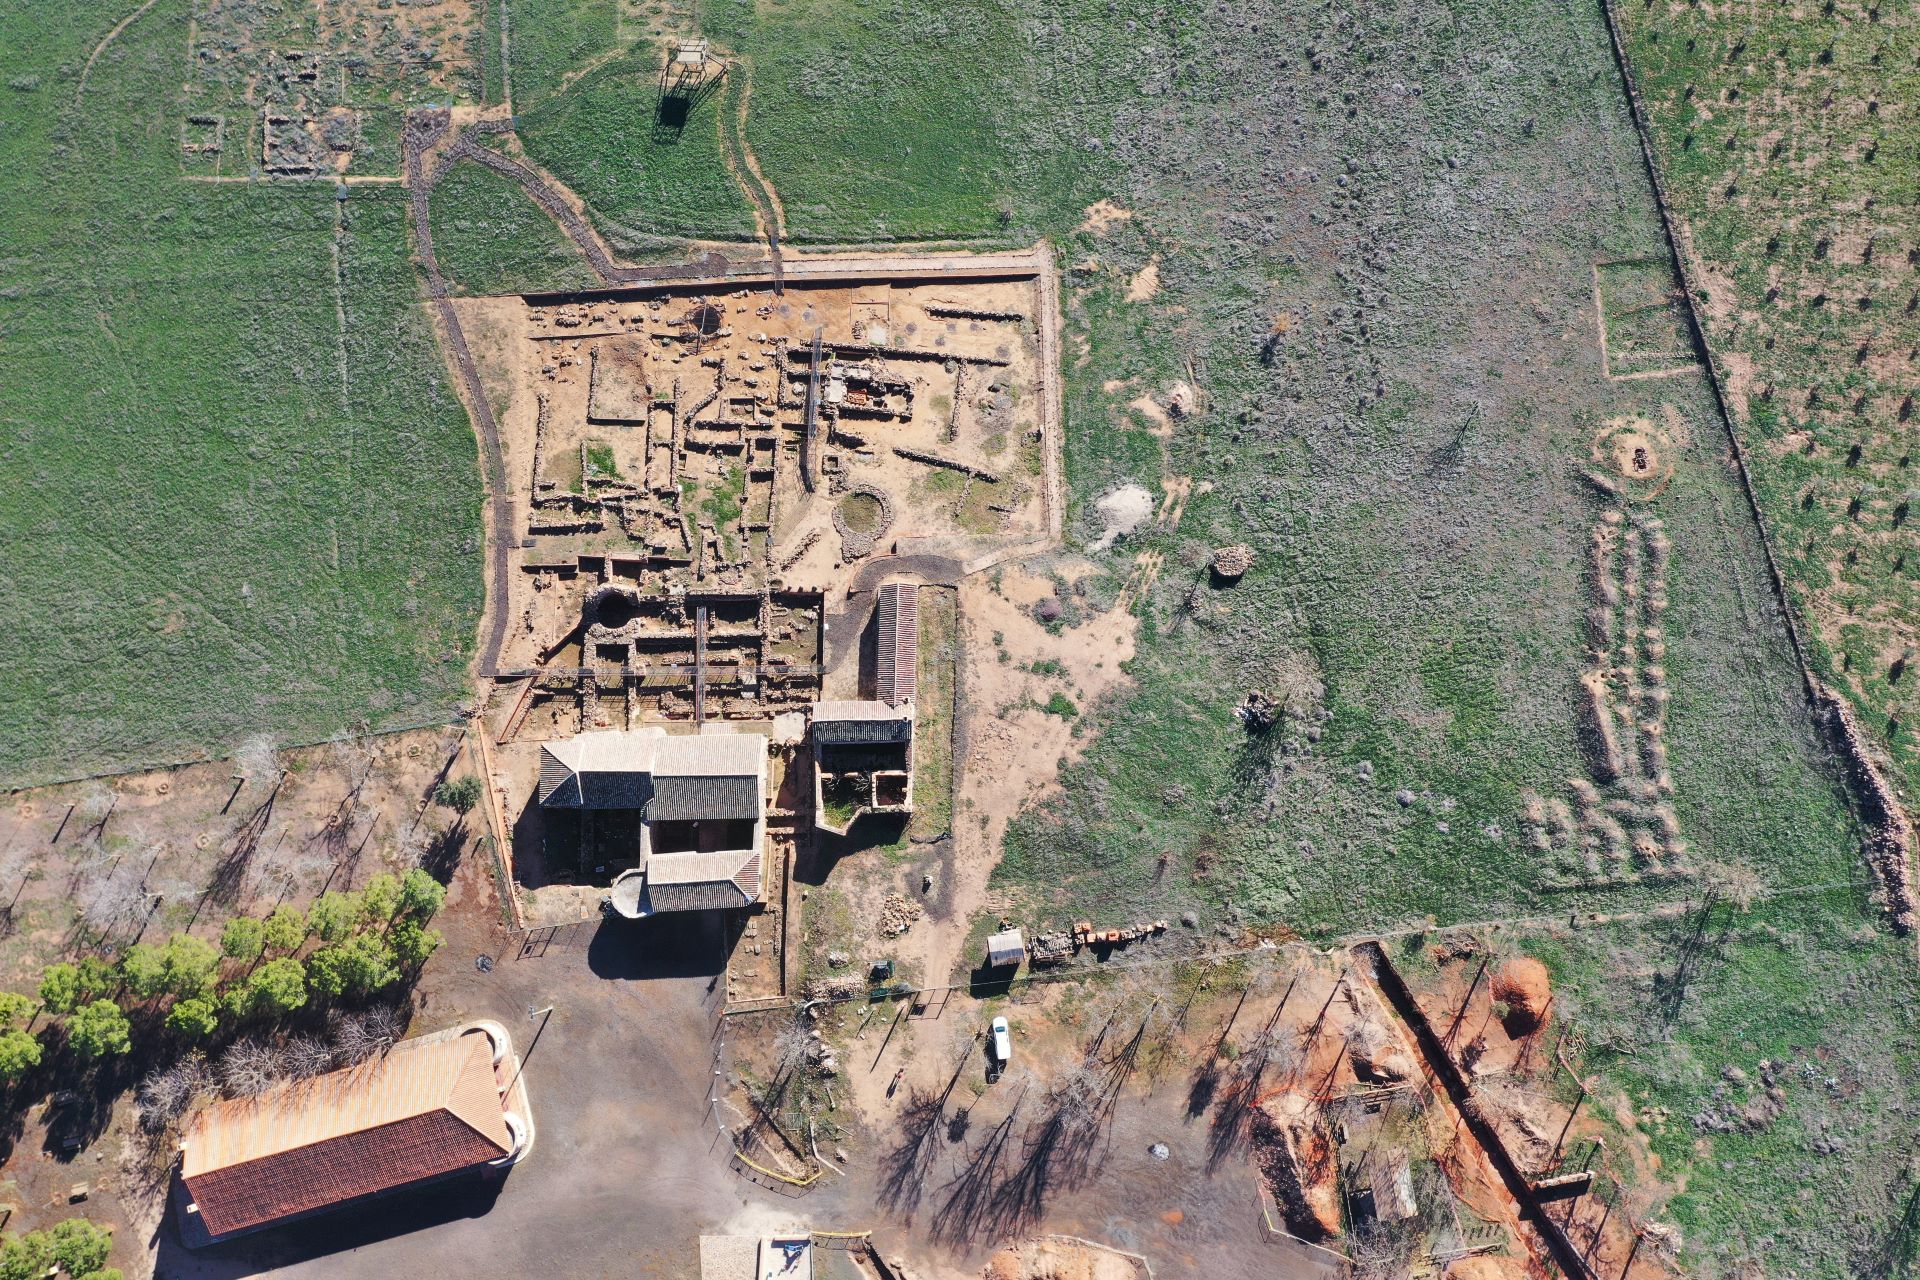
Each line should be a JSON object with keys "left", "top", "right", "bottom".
{"left": 181, "top": 1030, "right": 517, "bottom": 1240}
{"left": 874, "top": 581, "right": 919, "bottom": 706}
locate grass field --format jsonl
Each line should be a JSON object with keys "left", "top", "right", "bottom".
{"left": 515, "top": 54, "right": 760, "bottom": 249}
{"left": 5, "top": 0, "right": 1914, "bottom": 1272}
{"left": 463, "top": 0, "right": 1916, "bottom": 1266}
{"left": 1612, "top": 0, "right": 1920, "bottom": 799}
{"left": 0, "top": 3, "right": 483, "bottom": 786}
{"left": 1517, "top": 884, "right": 1920, "bottom": 1277}
{"left": 429, "top": 156, "right": 603, "bottom": 295}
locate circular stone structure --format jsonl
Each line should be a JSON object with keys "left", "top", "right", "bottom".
{"left": 832, "top": 484, "right": 894, "bottom": 559}
{"left": 588, "top": 584, "right": 642, "bottom": 631}
{"left": 1210, "top": 543, "right": 1255, "bottom": 583}
{"left": 1591, "top": 414, "right": 1674, "bottom": 501}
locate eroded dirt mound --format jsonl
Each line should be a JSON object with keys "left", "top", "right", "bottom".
{"left": 1089, "top": 484, "right": 1156, "bottom": 551}
{"left": 1346, "top": 1018, "right": 1415, "bottom": 1084}
{"left": 1447, "top": 1255, "right": 1529, "bottom": 1280}
{"left": 1251, "top": 1094, "right": 1342, "bottom": 1241}
{"left": 984, "top": 1237, "right": 1143, "bottom": 1280}
{"left": 1491, "top": 957, "right": 1551, "bottom": 1035}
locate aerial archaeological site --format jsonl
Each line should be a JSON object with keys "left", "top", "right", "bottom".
{"left": 2, "top": 1, "right": 1918, "bottom": 1277}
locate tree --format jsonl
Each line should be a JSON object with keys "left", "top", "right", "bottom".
{"left": 220, "top": 916, "right": 267, "bottom": 963}
{"left": 219, "top": 1039, "right": 287, "bottom": 1097}
{"left": 284, "top": 1036, "right": 336, "bottom": 1079}
{"left": 241, "top": 958, "right": 307, "bottom": 1018}
{"left": 235, "top": 734, "right": 279, "bottom": 783}
{"left": 435, "top": 775, "right": 483, "bottom": 817}
{"left": 120, "top": 944, "right": 168, "bottom": 1000}
{"left": 38, "top": 959, "right": 109, "bottom": 1015}
{"left": 66, "top": 1000, "right": 131, "bottom": 1062}
{"left": 165, "top": 997, "right": 219, "bottom": 1040}
{"left": 0, "top": 992, "right": 36, "bottom": 1030}
{"left": 391, "top": 919, "right": 443, "bottom": 970}
{"left": 0, "top": 1030, "right": 42, "bottom": 1084}
{"left": 46, "top": 1218, "right": 112, "bottom": 1277}
{"left": 331, "top": 1005, "right": 404, "bottom": 1064}
{"left": 136, "top": 1055, "right": 211, "bottom": 1131}
{"left": 262, "top": 904, "right": 307, "bottom": 954}
{"left": 397, "top": 868, "right": 446, "bottom": 922}
{"left": 161, "top": 934, "right": 220, "bottom": 998}
{"left": 307, "top": 891, "right": 361, "bottom": 944}
{"left": 307, "top": 934, "right": 399, "bottom": 999}
{"left": 123, "top": 934, "right": 219, "bottom": 1001}
{"left": 359, "top": 873, "right": 402, "bottom": 926}
{"left": 0, "top": 1231, "right": 50, "bottom": 1280}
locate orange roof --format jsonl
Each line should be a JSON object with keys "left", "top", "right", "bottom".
{"left": 182, "top": 1031, "right": 510, "bottom": 1238}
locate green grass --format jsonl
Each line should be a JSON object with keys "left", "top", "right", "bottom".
{"left": 697, "top": 0, "right": 1088, "bottom": 243}
{"left": 910, "top": 587, "right": 958, "bottom": 837}
{"left": 0, "top": 3, "right": 483, "bottom": 785}
{"left": 1520, "top": 888, "right": 1920, "bottom": 1277}
{"left": 1615, "top": 0, "right": 1920, "bottom": 797}
{"left": 428, "top": 157, "right": 603, "bottom": 295}
{"left": 585, "top": 441, "right": 620, "bottom": 479}
{"left": 515, "top": 51, "right": 758, "bottom": 247}
{"left": 502, "top": 0, "right": 620, "bottom": 109}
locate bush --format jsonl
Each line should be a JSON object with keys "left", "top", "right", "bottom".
{"left": 1044, "top": 692, "right": 1079, "bottom": 718}
{"left": 66, "top": 1001, "right": 131, "bottom": 1062}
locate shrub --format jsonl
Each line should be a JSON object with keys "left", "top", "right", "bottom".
{"left": 1044, "top": 692, "right": 1079, "bottom": 718}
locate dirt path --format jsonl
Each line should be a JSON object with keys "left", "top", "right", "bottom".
{"left": 74, "top": 0, "right": 158, "bottom": 107}
{"left": 404, "top": 110, "right": 515, "bottom": 681}
{"left": 716, "top": 65, "right": 788, "bottom": 290}
{"left": 441, "top": 133, "right": 655, "bottom": 287}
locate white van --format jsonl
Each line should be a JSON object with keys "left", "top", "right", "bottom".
{"left": 990, "top": 1016, "right": 1012, "bottom": 1064}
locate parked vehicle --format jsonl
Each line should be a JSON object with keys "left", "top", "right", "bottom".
{"left": 990, "top": 1016, "right": 1011, "bottom": 1064}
